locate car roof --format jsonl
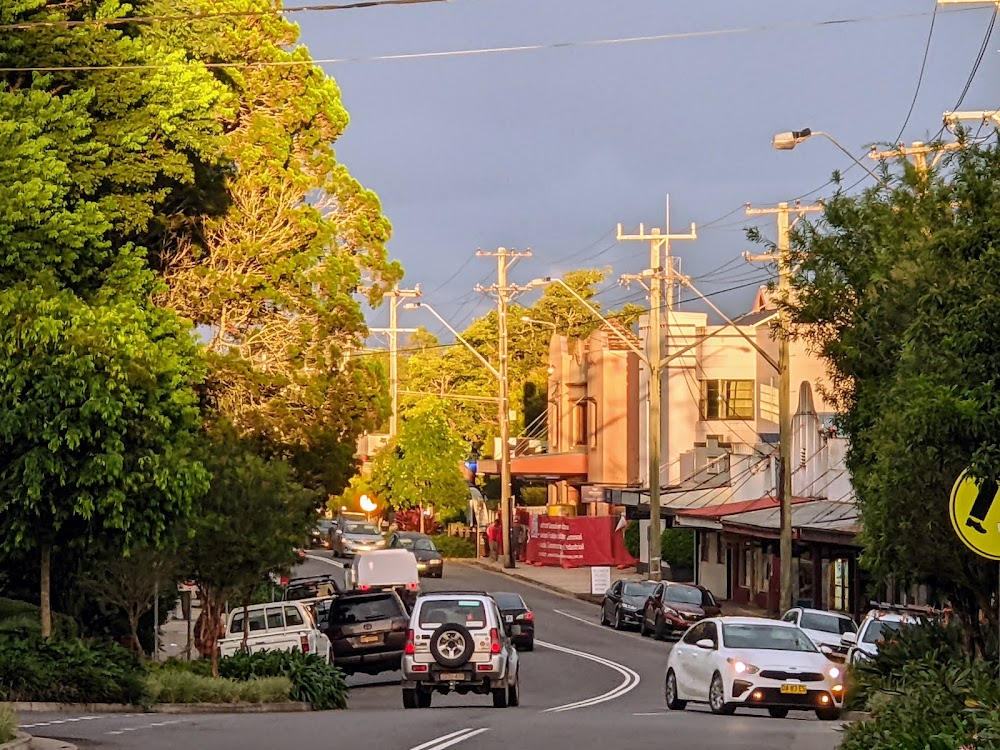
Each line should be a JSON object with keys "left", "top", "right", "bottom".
{"left": 713, "top": 616, "right": 800, "bottom": 627}
{"left": 417, "top": 593, "right": 492, "bottom": 602}
{"left": 491, "top": 591, "right": 527, "bottom": 603}
{"left": 799, "top": 607, "right": 852, "bottom": 618}
{"left": 396, "top": 531, "right": 429, "bottom": 538}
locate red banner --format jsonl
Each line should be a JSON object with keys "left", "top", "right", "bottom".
{"left": 524, "top": 515, "right": 636, "bottom": 568}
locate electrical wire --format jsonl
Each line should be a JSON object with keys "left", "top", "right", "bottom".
{"left": 892, "top": 3, "right": 938, "bottom": 145}
{"left": 0, "top": 6, "right": 983, "bottom": 72}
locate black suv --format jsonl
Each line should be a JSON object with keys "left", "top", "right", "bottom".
{"left": 326, "top": 590, "right": 410, "bottom": 676}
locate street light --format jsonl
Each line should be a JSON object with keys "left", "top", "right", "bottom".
{"left": 520, "top": 316, "right": 557, "bottom": 330}
{"left": 772, "top": 128, "right": 887, "bottom": 185}
{"left": 404, "top": 301, "right": 515, "bottom": 566}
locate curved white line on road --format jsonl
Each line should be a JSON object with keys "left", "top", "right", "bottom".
{"left": 409, "top": 728, "right": 490, "bottom": 750}
{"left": 536, "top": 638, "right": 641, "bottom": 713}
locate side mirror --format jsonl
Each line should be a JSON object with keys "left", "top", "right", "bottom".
{"left": 841, "top": 632, "right": 857, "bottom": 647}
{"left": 695, "top": 638, "right": 714, "bottom": 650}
{"left": 819, "top": 645, "right": 833, "bottom": 656}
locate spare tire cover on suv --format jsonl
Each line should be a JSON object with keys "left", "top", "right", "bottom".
{"left": 429, "top": 623, "right": 475, "bottom": 668}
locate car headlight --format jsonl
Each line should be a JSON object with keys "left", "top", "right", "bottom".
{"left": 429, "top": 559, "right": 442, "bottom": 565}
{"left": 726, "top": 657, "right": 760, "bottom": 675}
{"left": 663, "top": 607, "right": 678, "bottom": 617}
{"left": 621, "top": 603, "right": 638, "bottom": 611}
{"left": 375, "top": 539, "right": 386, "bottom": 547}
{"left": 827, "top": 666, "right": 841, "bottom": 680}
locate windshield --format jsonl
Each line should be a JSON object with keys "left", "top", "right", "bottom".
{"left": 722, "top": 624, "right": 819, "bottom": 652}
{"left": 863, "top": 620, "right": 905, "bottom": 644}
{"left": 414, "top": 539, "right": 437, "bottom": 551}
{"left": 664, "top": 586, "right": 704, "bottom": 606}
{"left": 801, "top": 611, "right": 857, "bottom": 635}
{"left": 317, "top": 520, "right": 334, "bottom": 530}
{"left": 345, "top": 522, "right": 380, "bottom": 535}
{"left": 396, "top": 537, "right": 414, "bottom": 548}
{"left": 329, "top": 595, "right": 402, "bottom": 624}
{"left": 623, "top": 582, "right": 657, "bottom": 598}
{"left": 492, "top": 593, "right": 525, "bottom": 609}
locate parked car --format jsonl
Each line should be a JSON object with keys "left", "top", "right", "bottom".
{"left": 388, "top": 532, "right": 444, "bottom": 577}
{"left": 641, "top": 582, "right": 721, "bottom": 639}
{"left": 347, "top": 549, "right": 421, "bottom": 611}
{"left": 218, "top": 601, "right": 332, "bottom": 663}
{"left": 664, "top": 616, "right": 844, "bottom": 720}
{"left": 400, "top": 592, "right": 521, "bottom": 709}
{"left": 491, "top": 592, "right": 534, "bottom": 650}
{"left": 601, "top": 580, "right": 657, "bottom": 630}
{"left": 842, "top": 608, "right": 919, "bottom": 665}
{"left": 780, "top": 607, "right": 857, "bottom": 662}
{"left": 332, "top": 519, "right": 387, "bottom": 558}
{"left": 310, "top": 519, "right": 336, "bottom": 549}
{"left": 325, "top": 590, "right": 410, "bottom": 676}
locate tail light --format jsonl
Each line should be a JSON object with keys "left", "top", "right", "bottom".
{"left": 522, "top": 611, "right": 534, "bottom": 622}
{"left": 300, "top": 634, "right": 310, "bottom": 653}
{"left": 489, "top": 628, "right": 501, "bottom": 654}
{"left": 359, "top": 584, "right": 371, "bottom": 592}
{"left": 407, "top": 582, "right": 419, "bottom": 591}
{"left": 405, "top": 629, "right": 415, "bottom": 656}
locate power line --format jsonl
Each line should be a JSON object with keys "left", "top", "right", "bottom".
{"left": 0, "top": 6, "right": 983, "bottom": 73}
{"left": 0, "top": 0, "right": 445, "bottom": 31}
{"left": 892, "top": 4, "right": 939, "bottom": 144}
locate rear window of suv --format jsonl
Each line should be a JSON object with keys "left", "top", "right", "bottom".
{"left": 418, "top": 600, "right": 487, "bottom": 628}
{"left": 329, "top": 594, "right": 404, "bottom": 625}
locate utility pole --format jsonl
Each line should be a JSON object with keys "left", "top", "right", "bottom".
{"left": 745, "top": 201, "right": 822, "bottom": 613}
{"left": 371, "top": 285, "right": 421, "bottom": 437}
{"left": 868, "top": 141, "right": 962, "bottom": 179}
{"left": 476, "top": 248, "right": 531, "bottom": 570}
{"left": 617, "top": 196, "right": 697, "bottom": 582}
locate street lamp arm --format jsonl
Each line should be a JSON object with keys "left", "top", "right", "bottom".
{"left": 528, "top": 277, "right": 649, "bottom": 364}
{"left": 676, "top": 277, "right": 781, "bottom": 372}
{"left": 404, "top": 303, "right": 501, "bottom": 380}
{"left": 811, "top": 131, "right": 886, "bottom": 185}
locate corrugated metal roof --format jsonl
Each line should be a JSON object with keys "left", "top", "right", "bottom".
{"left": 721, "top": 500, "right": 859, "bottom": 535}
{"left": 676, "top": 495, "right": 812, "bottom": 519}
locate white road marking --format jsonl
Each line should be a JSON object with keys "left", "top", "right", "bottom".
{"left": 408, "top": 728, "right": 490, "bottom": 750}
{"left": 106, "top": 719, "right": 185, "bottom": 736}
{"left": 305, "top": 553, "right": 346, "bottom": 568}
{"left": 633, "top": 712, "right": 668, "bottom": 716}
{"left": 19, "top": 716, "right": 109, "bottom": 729}
{"left": 537, "top": 638, "right": 641, "bottom": 713}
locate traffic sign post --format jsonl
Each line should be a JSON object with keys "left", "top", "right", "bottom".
{"left": 949, "top": 470, "right": 1000, "bottom": 672}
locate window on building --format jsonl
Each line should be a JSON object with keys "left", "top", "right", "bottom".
{"left": 716, "top": 534, "right": 725, "bottom": 565}
{"left": 700, "top": 379, "right": 755, "bottom": 420}
{"left": 573, "top": 402, "right": 588, "bottom": 446}
{"left": 700, "top": 534, "right": 710, "bottom": 563}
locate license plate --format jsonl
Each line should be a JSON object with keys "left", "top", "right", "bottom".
{"left": 440, "top": 672, "right": 465, "bottom": 681}
{"left": 780, "top": 684, "right": 808, "bottom": 695}
{"left": 505, "top": 615, "right": 513, "bottom": 623}
{"left": 359, "top": 635, "right": 379, "bottom": 644}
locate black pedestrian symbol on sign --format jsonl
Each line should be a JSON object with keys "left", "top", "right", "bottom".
{"left": 966, "top": 477, "right": 999, "bottom": 535}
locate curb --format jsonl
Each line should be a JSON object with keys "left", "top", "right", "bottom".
{"left": 460, "top": 560, "right": 601, "bottom": 606}
{"left": 3, "top": 702, "right": 310, "bottom": 715}
{"left": 0, "top": 732, "right": 30, "bottom": 750}
{"left": 841, "top": 711, "right": 872, "bottom": 723}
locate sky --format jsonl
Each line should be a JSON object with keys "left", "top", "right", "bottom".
{"left": 291, "top": 0, "right": 1000, "bottom": 341}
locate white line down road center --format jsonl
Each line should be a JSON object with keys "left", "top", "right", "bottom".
{"left": 407, "top": 728, "right": 491, "bottom": 750}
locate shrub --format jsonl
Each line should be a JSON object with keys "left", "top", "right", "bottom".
{"left": 219, "top": 651, "right": 348, "bottom": 710}
{"left": 0, "top": 598, "right": 78, "bottom": 639}
{"left": 0, "top": 632, "right": 146, "bottom": 705}
{"left": 623, "top": 521, "right": 640, "bottom": 558}
{"left": 148, "top": 657, "right": 214, "bottom": 678}
{"left": 0, "top": 705, "right": 15, "bottom": 744}
{"left": 145, "top": 671, "right": 290, "bottom": 704}
{"left": 431, "top": 534, "right": 474, "bottom": 559}
{"left": 621, "top": 524, "right": 694, "bottom": 569}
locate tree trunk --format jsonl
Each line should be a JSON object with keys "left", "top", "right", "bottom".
{"left": 241, "top": 602, "right": 250, "bottom": 652}
{"left": 196, "top": 586, "right": 226, "bottom": 678}
{"left": 40, "top": 544, "right": 52, "bottom": 639}
{"left": 129, "top": 609, "right": 147, "bottom": 660}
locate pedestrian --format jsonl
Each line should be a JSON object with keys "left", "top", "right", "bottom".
{"left": 488, "top": 518, "right": 501, "bottom": 561}
{"left": 516, "top": 521, "right": 529, "bottom": 562}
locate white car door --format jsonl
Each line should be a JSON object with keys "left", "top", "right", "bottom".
{"left": 684, "top": 620, "right": 720, "bottom": 699}
{"left": 673, "top": 622, "right": 707, "bottom": 698}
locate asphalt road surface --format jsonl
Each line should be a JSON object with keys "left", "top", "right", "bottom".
{"left": 18, "top": 555, "right": 844, "bottom": 750}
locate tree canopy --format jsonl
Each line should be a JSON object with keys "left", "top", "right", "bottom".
{"left": 786, "top": 141, "right": 1000, "bottom": 646}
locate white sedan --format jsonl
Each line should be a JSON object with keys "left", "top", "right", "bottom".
{"left": 664, "top": 616, "right": 844, "bottom": 720}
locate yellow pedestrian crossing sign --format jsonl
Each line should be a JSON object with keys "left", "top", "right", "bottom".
{"left": 950, "top": 470, "right": 1000, "bottom": 561}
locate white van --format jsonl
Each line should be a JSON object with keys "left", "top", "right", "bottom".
{"left": 218, "top": 601, "right": 332, "bottom": 663}
{"left": 348, "top": 549, "right": 421, "bottom": 610}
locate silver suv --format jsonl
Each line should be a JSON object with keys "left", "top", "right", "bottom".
{"left": 401, "top": 592, "right": 521, "bottom": 709}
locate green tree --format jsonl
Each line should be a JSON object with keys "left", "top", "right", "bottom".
{"left": 154, "top": 0, "right": 400, "bottom": 497}
{"left": 183, "top": 426, "right": 318, "bottom": 676}
{"left": 369, "top": 398, "right": 470, "bottom": 525}
{"left": 784, "top": 141, "right": 1000, "bottom": 651}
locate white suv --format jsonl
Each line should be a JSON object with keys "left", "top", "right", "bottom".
{"left": 401, "top": 592, "right": 521, "bottom": 709}
{"left": 841, "top": 609, "right": 918, "bottom": 664}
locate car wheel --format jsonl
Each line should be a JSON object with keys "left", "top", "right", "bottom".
{"left": 665, "top": 670, "right": 686, "bottom": 710}
{"left": 492, "top": 684, "right": 509, "bottom": 708}
{"left": 614, "top": 606, "right": 624, "bottom": 630}
{"left": 600, "top": 602, "right": 610, "bottom": 626}
{"left": 708, "top": 673, "right": 736, "bottom": 715}
{"left": 417, "top": 689, "right": 432, "bottom": 709}
{"left": 507, "top": 676, "right": 520, "bottom": 707}
{"left": 768, "top": 708, "right": 788, "bottom": 719}
{"left": 402, "top": 688, "right": 418, "bottom": 709}
{"left": 816, "top": 707, "right": 841, "bottom": 721}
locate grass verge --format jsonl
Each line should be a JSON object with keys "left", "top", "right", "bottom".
{"left": 145, "top": 671, "right": 291, "bottom": 705}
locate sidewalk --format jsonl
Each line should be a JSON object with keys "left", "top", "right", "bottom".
{"left": 462, "top": 557, "right": 644, "bottom": 604}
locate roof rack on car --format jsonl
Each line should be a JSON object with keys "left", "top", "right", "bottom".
{"left": 867, "top": 601, "right": 942, "bottom": 616}
{"left": 418, "top": 590, "right": 489, "bottom": 597}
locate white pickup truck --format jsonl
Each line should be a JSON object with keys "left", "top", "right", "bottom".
{"left": 218, "top": 601, "right": 332, "bottom": 663}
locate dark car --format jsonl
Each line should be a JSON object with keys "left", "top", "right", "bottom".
{"left": 325, "top": 590, "right": 410, "bottom": 676}
{"left": 601, "top": 579, "right": 658, "bottom": 630}
{"left": 388, "top": 532, "right": 444, "bottom": 578}
{"left": 641, "top": 582, "right": 721, "bottom": 640}
{"left": 491, "top": 592, "right": 534, "bottom": 651}
{"left": 310, "top": 519, "right": 335, "bottom": 549}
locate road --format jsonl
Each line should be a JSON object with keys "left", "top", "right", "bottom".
{"left": 18, "top": 555, "right": 843, "bottom": 750}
